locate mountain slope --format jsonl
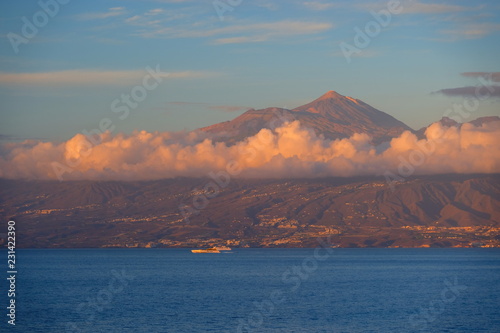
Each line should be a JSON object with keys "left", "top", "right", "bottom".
{"left": 200, "top": 107, "right": 295, "bottom": 144}
{"left": 415, "top": 116, "right": 500, "bottom": 139}
{"left": 200, "top": 91, "right": 413, "bottom": 144}
{"left": 291, "top": 91, "right": 413, "bottom": 142}
{"left": 1, "top": 174, "right": 499, "bottom": 248}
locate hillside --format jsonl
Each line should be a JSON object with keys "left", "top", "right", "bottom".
{"left": 1, "top": 174, "right": 499, "bottom": 248}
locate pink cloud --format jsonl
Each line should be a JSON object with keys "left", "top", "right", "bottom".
{"left": 1, "top": 120, "right": 499, "bottom": 181}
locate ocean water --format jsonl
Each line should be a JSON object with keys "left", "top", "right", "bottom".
{"left": 3, "top": 248, "right": 500, "bottom": 332}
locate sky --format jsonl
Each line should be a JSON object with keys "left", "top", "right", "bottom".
{"left": 0, "top": 0, "right": 499, "bottom": 143}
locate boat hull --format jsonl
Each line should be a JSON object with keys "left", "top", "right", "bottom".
{"left": 191, "top": 249, "right": 220, "bottom": 253}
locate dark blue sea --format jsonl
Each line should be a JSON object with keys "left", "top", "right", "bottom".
{"left": 2, "top": 248, "right": 500, "bottom": 332}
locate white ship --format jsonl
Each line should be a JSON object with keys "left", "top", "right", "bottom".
{"left": 191, "top": 247, "right": 220, "bottom": 253}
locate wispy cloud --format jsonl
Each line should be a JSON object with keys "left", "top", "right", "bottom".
{"left": 358, "top": 0, "right": 469, "bottom": 14}
{"left": 127, "top": 13, "right": 333, "bottom": 43}
{"left": 146, "top": 8, "right": 165, "bottom": 15}
{"left": 212, "top": 36, "right": 267, "bottom": 45}
{"left": 166, "top": 101, "right": 250, "bottom": 113}
{"left": 440, "top": 23, "right": 500, "bottom": 40}
{"left": 0, "top": 70, "right": 220, "bottom": 86}
{"left": 433, "top": 86, "right": 500, "bottom": 97}
{"left": 87, "top": 36, "right": 126, "bottom": 45}
{"left": 208, "top": 105, "right": 251, "bottom": 113}
{"left": 86, "top": 5, "right": 332, "bottom": 44}
{"left": 168, "top": 71, "right": 221, "bottom": 79}
{"left": 400, "top": 1, "right": 468, "bottom": 14}
{"left": 302, "top": 1, "right": 336, "bottom": 11}
{"left": 124, "top": 7, "right": 192, "bottom": 28}
{"left": 210, "top": 21, "right": 333, "bottom": 44}
{"left": 0, "top": 134, "right": 46, "bottom": 142}
{"left": 433, "top": 72, "right": 500, "bottom": 98}
{"left": 332, "top": 49, "right": 380, "bottom": 59}
{"left": 359, "top": 1, "right": 497, "bottom": 41}
{"left": 152, "top": 0, "right": 194, "bottom": 3}
{"left": 167, "top": 101, "right": 207, "bottom": 106}
{"left": 462, "top": 72, "right": 500, "bottom": 82}
{"left": 77, "top": 7, "right": 127, "bottom": 21}
{"left": 255, "top": 1, "right": 279, "bottom": 11}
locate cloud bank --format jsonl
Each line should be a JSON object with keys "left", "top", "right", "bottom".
{"left": 1, "top": 120, "right": 499, "bottom": 181}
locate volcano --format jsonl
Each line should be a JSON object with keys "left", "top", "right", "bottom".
{"left": 200, "top": 91, "right": 413, "bottom": 144}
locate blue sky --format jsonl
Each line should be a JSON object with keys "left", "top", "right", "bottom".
{"left": 1, "top": 0, "right": 499, "bottom": 142}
